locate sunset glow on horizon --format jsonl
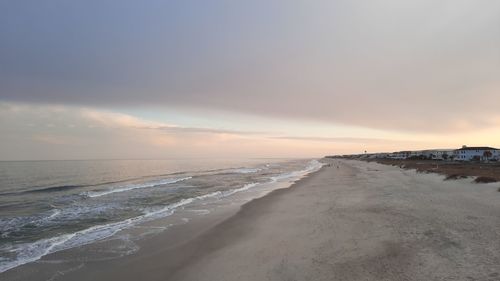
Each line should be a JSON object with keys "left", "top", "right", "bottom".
{"left": 1, "top": 1, "right": 499, "bottom": 160}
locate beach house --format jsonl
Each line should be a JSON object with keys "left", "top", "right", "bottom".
{"left": 453, "top": 146, "right": 499, "bottom": 161}
{"left": 420, "top": 149, "right": 455, "bottom": 160}
{"left": 389, "top": 151, "right": 411, "bottom": 159}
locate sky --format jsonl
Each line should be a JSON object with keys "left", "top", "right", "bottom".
{"left": 1, "top": 0, "right": 499, "bottom": 160}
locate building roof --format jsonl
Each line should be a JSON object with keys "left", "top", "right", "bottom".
{"left": 455, "top": 146, "right": 498, "bottom": 151}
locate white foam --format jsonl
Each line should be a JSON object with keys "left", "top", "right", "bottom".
{"left": 271, "top": 159, "right": 323, "bottom": 183}
{"left": 85, "top": 177, "right": 192, "bottom": 198}
{"left": 230, "top": 168, "right": 262, "bottom": 174}
{"left": 0, "top": 181, "right": 261, "bottom": 273}
{"left": 188, "top": 209, "right": 211, "bottom": 215}
{"left": 140, "top": 183, "right": 258, "bottom": 220}
{"left": 0, "top": 160, "right": 323, "bottom": 274}
{"left": 224, "top": 182, "right": 258, "bottom": 195}
{"left": 47, "top": 209, "right": 61, "bottom": 219}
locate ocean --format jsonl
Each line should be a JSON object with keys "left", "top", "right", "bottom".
{"left": 0, "top": 158, "right": 322, "bottom": 273}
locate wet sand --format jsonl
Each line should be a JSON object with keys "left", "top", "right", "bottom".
{"left": 4, "top": 159, "right": 500, "bottom": 280}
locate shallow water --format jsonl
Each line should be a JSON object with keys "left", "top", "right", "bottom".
{"left": 0, "top": 158, "right": 322, "bottom": 272}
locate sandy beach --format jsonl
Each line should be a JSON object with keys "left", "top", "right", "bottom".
{"left": 358, "top": 158, "right": 500, "bottom": 183}
{"left": 3, "top": 2, "right": 500, "bottom": 280}
{"left": 4, "top": 158, "right": 500, "bottom": 281}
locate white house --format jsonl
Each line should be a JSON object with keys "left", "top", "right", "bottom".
{"left": 420, "top": 149, "right": 455, "bottom": 160}
{"left": 389, "top": 151, "right": 411, "bottom": 159}
{"left": 403, "top": 149, "right": 453, "bottom": 160}
{"left": 453, "top": 146, "right": 499, "bottom": 161}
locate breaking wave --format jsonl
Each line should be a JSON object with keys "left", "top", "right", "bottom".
{"left": 84, "top": 177, "right": 192, "bottom": 198}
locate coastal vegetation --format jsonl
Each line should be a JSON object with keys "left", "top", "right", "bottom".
{"left": 330, "top": 157, "right": 500, "bottom": 184}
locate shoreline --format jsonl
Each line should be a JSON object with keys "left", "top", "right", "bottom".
{"left": 168, "top": 159, "right": 500, "bottom": 281}
{"left": 0, "top": 160, "right": 325, "bottom": 280}
{"left": 4, "top": 159, "right": 500, "bottom": 280}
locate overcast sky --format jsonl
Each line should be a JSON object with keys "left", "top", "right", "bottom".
{"left": 1, "top": 1, "right": 499, "bottom": 160}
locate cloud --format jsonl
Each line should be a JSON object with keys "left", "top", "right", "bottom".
{"left": 1, "top": 102, "right": 499, "bottom": 160}
{"left": 270, "top": 136, "right": 418, "bottom": 144}
{"left": 0, "top": 1, "right": 499, "bottom": 133}
{"left": 80, "top": 109, "right": 169, "bottom": 129}
{"left": 155, "top": 126, "right": 266, "bottom": 136}
{"left": 77, "top": 108, "right": 266, "bottom": 136}
{"left": 32, "top": 134, "right": 80, "bottom": 145}
{"left": 0, "top": 102, "right": 317, "bottom": 160}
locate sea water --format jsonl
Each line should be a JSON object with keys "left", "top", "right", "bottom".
{"left": 0, "top": 158, "right": 322, "bottom": 273}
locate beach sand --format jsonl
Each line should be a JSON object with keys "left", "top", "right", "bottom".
{"left": 359, "top": 157, "right": 500, "bottom": 182}
{"left": 4, "top": 159, "right": 500, "bottom": 281}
